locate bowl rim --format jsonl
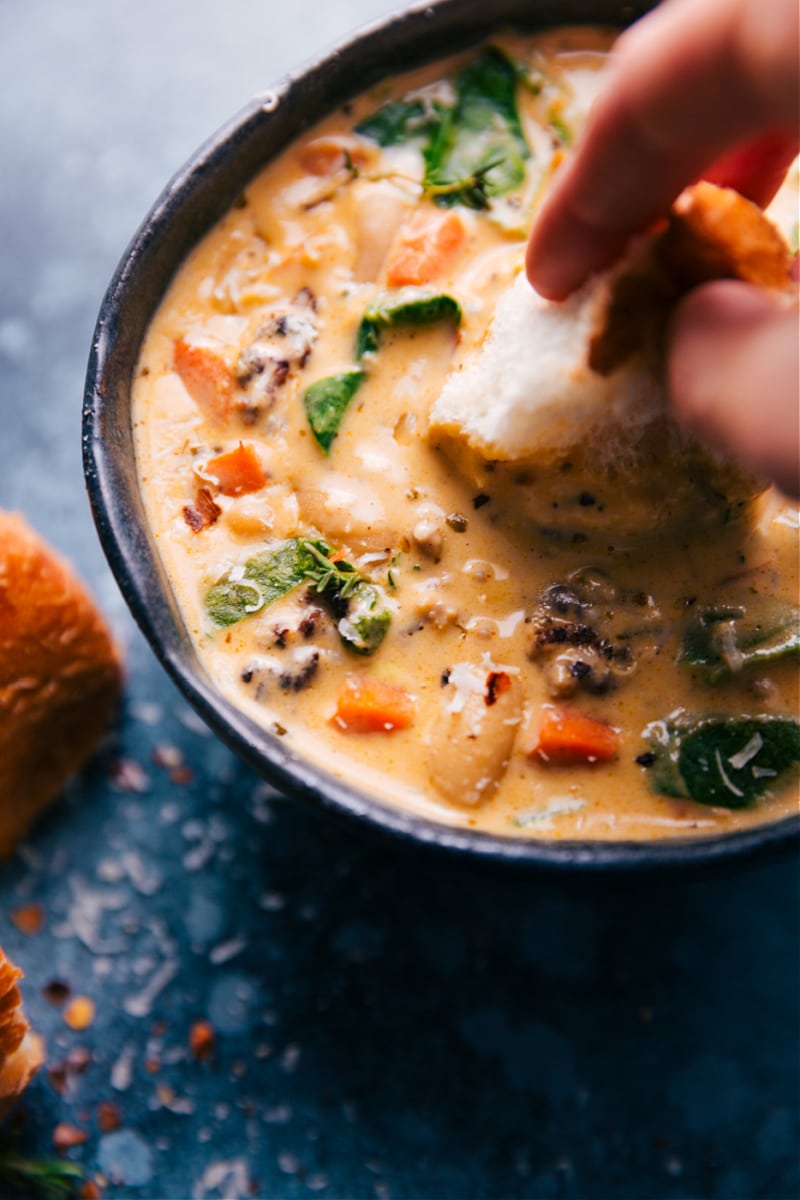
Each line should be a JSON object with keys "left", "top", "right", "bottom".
{"left": 83, "top": 0, "right": 800, "bottom": 873}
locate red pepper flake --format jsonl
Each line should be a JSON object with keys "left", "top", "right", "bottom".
{"left": 10, "top": 902, "right": 45, "bottom": 935}
{"left": 63, "top": 995, "right": 96, "bottom": 1031}
{"left": 189, "top": 1019, "right": 215, "bottom": 1061}
{"left": 485, "top": 671, "right": 512, "bottom": 706}
{"left": 53, "top": 1122, "right": 89, "bottom": 1150}
{"left": 182, "top": 486, "right": 221, "bottom": 532}
{"left": 42, "top": 979, "right": 71, "bottom": 1006}
{"left": 97, "top": 1100, "right": 122, "bottom": 1133}
{"left": 170, "top": 765, "right": 195, "bottom": 786}
{"left": 144, "top": 1056, "right": 161, "bottom": 1074}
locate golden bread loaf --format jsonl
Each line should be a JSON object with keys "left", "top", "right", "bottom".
{"left": 0, "top": 945, "right": 44, "bottom": 1121}
{"left": 0, "top": 511, "right": 123, "bottom": 856}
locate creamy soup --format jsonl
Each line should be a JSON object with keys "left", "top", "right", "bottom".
{"left": 133, "top": 29, "right": 800, "bottom": 840}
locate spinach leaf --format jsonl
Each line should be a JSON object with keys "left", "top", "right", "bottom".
{"left": 300, "top": 542, "right": 391, "bottom": 655}
{"left": 643, "top": 712, "right": 800, "bottom": 808}
{"left": 207, "top": 537, "right": 393, "bottom": 652}
{"left": 356, "top": 290, "right": 462, "bottom": 359}
{"left": 206, "top": 578, "right": 265, "bottom": 627}
{"left": 337, "top": 581, "right": 392, "bottom": 654}
{"left": 304, "top": 293, "right": 459, "bottom": 448}
{"left": 303, "top": 370, "right": 366, "bottom": 453}
{"left": 206, "top": 538, "right": 328, "bottom": 627}
{"left": 679, "top": 600, "right": 799, "bottom": 683}
{"left": 423, "top": 47, "right": 529, "bottom": 209}
{"left": 354, "top": 48, "right": 530, "bottom": 212}
{"left": 355, "top": 98, "right": 442, "bottom": 147}
{"left": 246, "top": 540, "right": 327, "bottom": 603}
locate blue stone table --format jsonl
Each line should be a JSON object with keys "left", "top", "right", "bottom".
{"left": 0, "top": 1, "right": 797, "bottom": 1196}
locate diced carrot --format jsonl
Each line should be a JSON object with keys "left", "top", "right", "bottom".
{"left": 331, "top": 676, "right": 415, "bottom": 734}
{"left": 174, "top": 337, "right": 233, "bottom": 424}
{"left": 530, "top": 705, "right": 620, "bottom": 765}
{"left": 385, "top": 209, "right": 466, "bottom": 288}
{"left": 204, "top": 443, "right": 267, "bottom": 496}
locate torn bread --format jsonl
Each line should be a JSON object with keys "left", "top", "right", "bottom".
{"left": 0, "top": 946, "right": 44, "bottom": 1121}
{"left": 428, "top": 183, "right": 794, "bottom": 537}
{"left": 0, "top": 512, "right": 123, "bottom": 856}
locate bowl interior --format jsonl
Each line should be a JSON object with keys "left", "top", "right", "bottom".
{"left": 83, "top": 0, "right": 799, "bottom": 871}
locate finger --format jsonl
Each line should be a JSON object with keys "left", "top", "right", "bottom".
{"left": 703, "top": 132, "right": 800, "bottom": 207}
{"left": 668, "top": 280, "right": 800, "bottom": 498}
{"left": 527, "top": 0, "right": 799, "bottom": 299}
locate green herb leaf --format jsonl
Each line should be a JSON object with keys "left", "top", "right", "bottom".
{"left": 643, "top": 712, "right": 800, "bottom": 808}
{"left": 206, "top": 538, "right": 329, "bottom": 627}
{"left": 206, "top": 538, "right": 392, "bottom": 652}
{"left": 423, "top": 47, "right": 529, "bottom": 209}
{"left": 337, "top": 581, "right": 392, "bottom": 654}
{"left": 300, "top": 543, "right": 391, "bottom": 654}
{"left": 303, "top": 370, "right": 366, "bottom": 453}
{"left": 300, "top": 539, "right": 362, "bottom": 600}
{"left": 0, "top": 1152, "right": 83, "bottom": 1199}
{"left": 355, "top": 98, "right": 442, "bottom": 147}
{"left": 205, "top": 578, "right": 265, "bottom": 627}
{"left": 356, "top": 289, "right": 462, "bottom": 359}
{"left": 679, "top": 600, "right": 800, "bottom": 683}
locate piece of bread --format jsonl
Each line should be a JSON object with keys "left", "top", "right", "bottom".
{"left": 428, "top": 183, "right": 794, "bottom": 538}
{"left": 0, "top": 512, "right": 123, "bottom": 856}
{"left": 0, "top": 946, "right": 44, "bottom": 1121}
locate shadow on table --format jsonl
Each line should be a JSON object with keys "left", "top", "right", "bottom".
{"left": 238, "top": 776, "right": 800, "bottom": 1200}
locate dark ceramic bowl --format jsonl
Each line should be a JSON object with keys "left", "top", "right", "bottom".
{"left": 83, "top": 0, "right": 799, "bottom": 872}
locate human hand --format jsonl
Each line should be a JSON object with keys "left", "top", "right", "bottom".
{"left": 526, "top": 0, "right": 799, "bottom": 497}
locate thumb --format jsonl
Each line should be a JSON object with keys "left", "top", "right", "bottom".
{"left": 668, "top": 280, "right": 799, "bottom": 499}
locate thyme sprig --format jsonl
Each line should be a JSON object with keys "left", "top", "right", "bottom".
{"left": 0, "top": 1151, "right": 83, "bottom": 1199}
{"left": 299, "top": 540, "right": 361, "bottom": 600}
{"left": 424, "top": 155, "right": 506, "bottom": 210}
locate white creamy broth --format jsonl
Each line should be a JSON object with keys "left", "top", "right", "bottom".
{"left": 133, "top": 29, "right": 800, "bottom": 840}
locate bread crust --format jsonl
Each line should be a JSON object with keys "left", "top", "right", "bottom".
{"left": 0, "top": 512, "right": 123, "bottom": 857}
{"left": 660, "top": 181, "right": 794, "bottom": 291}
{"left": 0, "top": 946, "right": 44, "bottom": 1121}
{"left": 589, "top": 183, "right": 794, "bottom": 375}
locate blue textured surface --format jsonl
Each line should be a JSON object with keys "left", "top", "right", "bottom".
{"left": 0, "top": 2, "right": 798, "bottom": 1197}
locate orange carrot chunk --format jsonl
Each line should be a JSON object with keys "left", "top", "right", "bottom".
{"left": 205, "top": 443, "right": 267, "bottom": 496}
{"left": 531, "top": 705, "right": 620, "bottom": 765}
{"left": 174, "top": 338, "right": 233, "bottom": 424}
{"left": 331, "top": 676, "right": 415, "bottom": 734}
{"left": 385, "top": 209, "right": 466, "bottom": 288}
